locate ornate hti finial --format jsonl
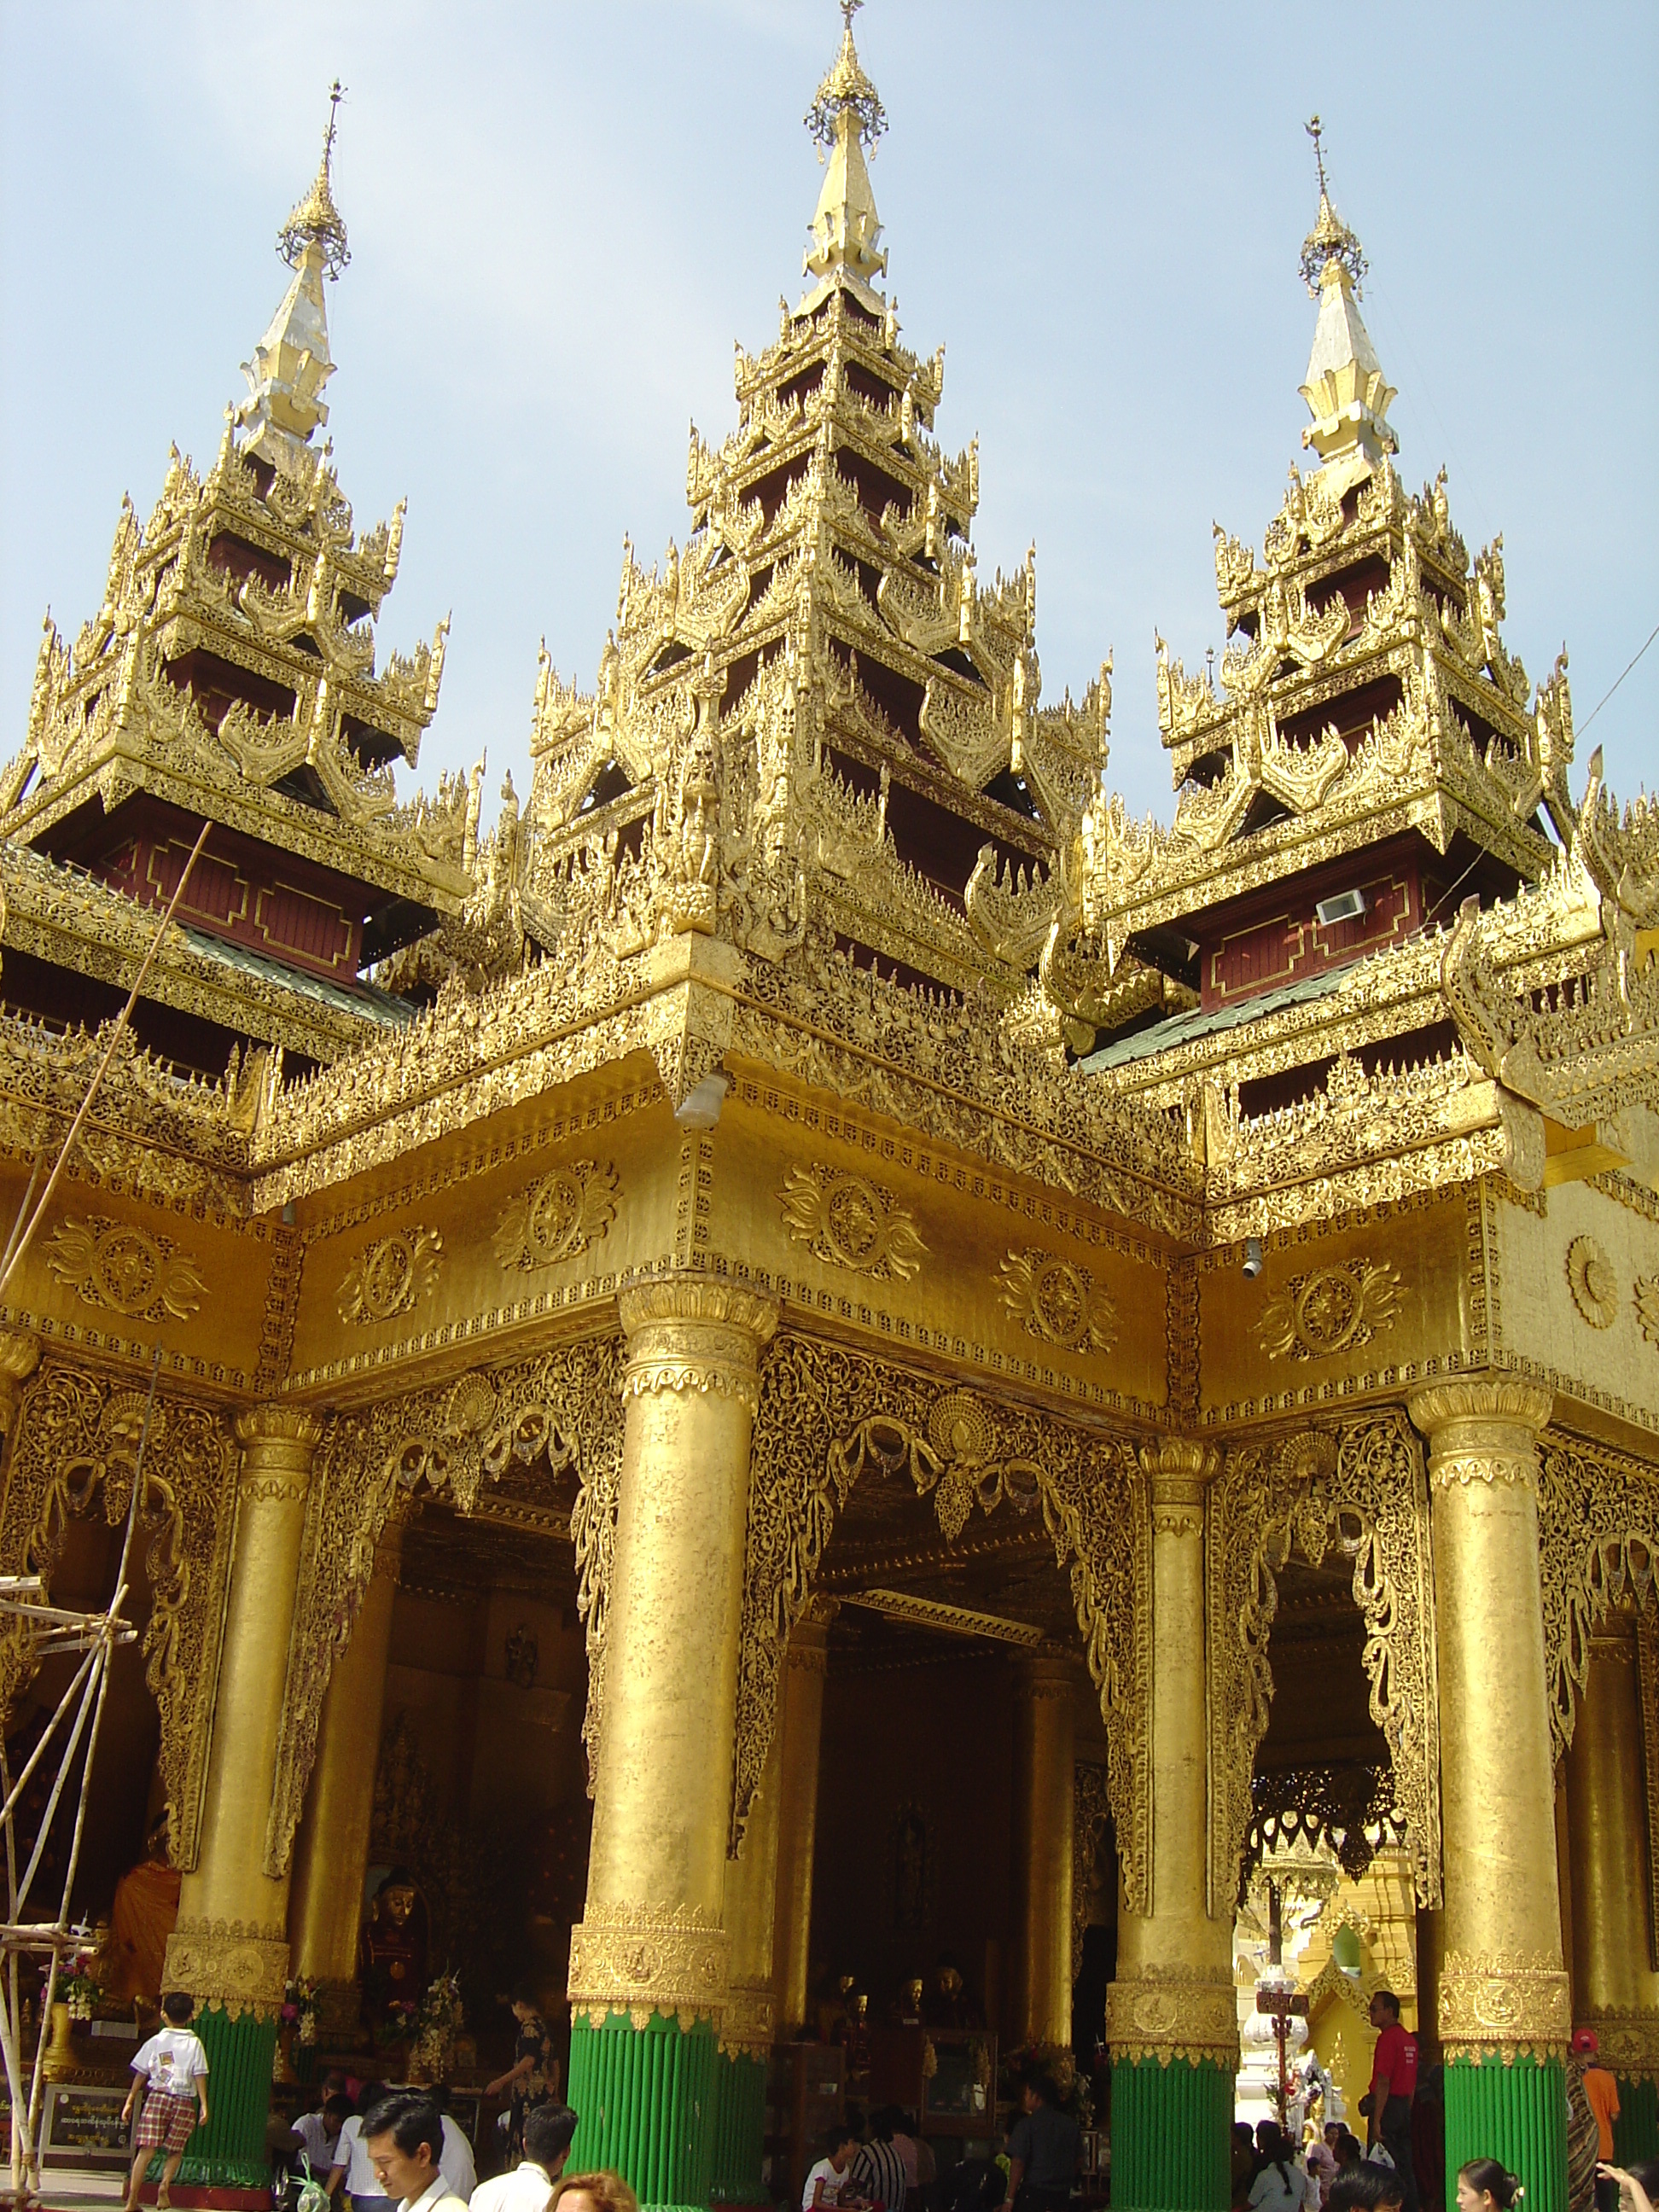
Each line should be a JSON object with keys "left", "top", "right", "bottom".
{"left": 800, "top": 0, "right": 888, "bottom": 306}
{"left": 277, "top": 79, "right": 351, "bottom": 279}
{"left": 1299, "top": 114, "right": 1366, "bottom": 297}
{"left": 806, "top": 1, "right": 887, "bottom": 150}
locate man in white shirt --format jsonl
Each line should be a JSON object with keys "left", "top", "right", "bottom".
{"left": 332, "top": 2095, "right": 474, "bottom": 2209}
{"left": 469, "top": 2101, "right": 578, "bottom": 2212}
{"left": 362, "top": 2092, "right": 470, "bottom": 2212}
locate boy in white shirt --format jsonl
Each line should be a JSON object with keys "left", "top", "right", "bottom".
{"left": 804, "top": 2126, "right": 869, "bottom": 2212}
{"left": 121, "top": 1992, "right": 209, "bottom": 2212}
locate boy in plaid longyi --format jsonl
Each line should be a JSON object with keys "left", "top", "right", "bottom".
{"left": 121, "top": 1991, "right": 210, "bottom": 2211}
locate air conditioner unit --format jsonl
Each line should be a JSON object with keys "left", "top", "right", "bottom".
{"left": 1315, "top": 888, "right": 1368, "bottom": 927}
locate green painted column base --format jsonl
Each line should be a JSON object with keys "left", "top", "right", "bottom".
{"left": 1445, "top": 2052, "right": 1566, "bottom": 2212}
{"left": 1109, "top": 2053, "right": 1232, "bottom": 2212}
{"left": 568, "top": 2008, "right": 720, "bottom": 2211}
{"left": 173, "top": 2003, "right": 279, "bottom": 2189}
{"left": 1614, "top": 2076, "right": 1659, "bottom": 2163}
{"left": 709, "top": 2049, "right": 767, "bottom": 2205}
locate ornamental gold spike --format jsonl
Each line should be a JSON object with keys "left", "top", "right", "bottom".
{"left": 801, "top": 3, "right": 888, "bottom": 311}
{"left": 1295, "top": 120, "right": 1396, "bottom": 469}
{"left": 233, "top": 85, "right": 352, "bottom": 474}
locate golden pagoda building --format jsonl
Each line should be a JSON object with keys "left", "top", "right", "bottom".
{"left": 0, "top": 21, "right": 1656, "bottom": 2212}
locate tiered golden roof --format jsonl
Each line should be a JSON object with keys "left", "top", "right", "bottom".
{"left": 2, "top": 98, "right": 470, "bottom": 1068}
{"left": 1047, "top": 148, "right": 1578, "bottom": 996}
{"left": 411, "top": 9, "right": 1161, "bottom": 1033}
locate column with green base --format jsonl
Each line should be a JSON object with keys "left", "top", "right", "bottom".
{"left": 1412, "top": 1383, "right": 1570, "bottom": 2212}
{"left": 1444, "top": 2054, "right": 1565, "bottom": 2201}
{"left": 1613, "top": 2078, "right": 1659, "bottom": 2163}
{"left": 163, "top": 1407, "right": 323, "bottom": 2192}
{"left": 567, "top": 1279, "right": 778, "bottom": 2209}
{"left": 568, "top": 2011, "right": 720, "bottom": 2207}
{"left": 1109, "top": 2056, "right": 1232, "bottom": 2212}
{"left": 706, "top": 2048, "right": 768, "bottom": 2205}
{"left": 170, "top": 2005, "right": 281, "bottom": 2189}
{"left": 1107, "top": 1445, "right": 1236, "bottom": 2212}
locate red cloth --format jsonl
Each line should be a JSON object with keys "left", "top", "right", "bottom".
{"left": 1371, "top": 2021, "right": 1418, "bottom": 2101}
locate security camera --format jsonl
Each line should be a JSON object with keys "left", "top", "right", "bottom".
{"left": 1243, "top": 1236, "right": 1265, "bottom": 1278}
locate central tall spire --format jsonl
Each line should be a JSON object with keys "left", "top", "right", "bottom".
{"left": 233, "top": 84, "right": 351, "bottom": 477}
{"left": 1295, "top": 114, "right": 1396, "bottom": 471}
{"left": 800, "top": 1, "right": 888, "bottom": 314}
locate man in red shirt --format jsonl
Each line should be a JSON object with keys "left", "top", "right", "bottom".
{"left": 1362, "top": 1989, "right": 1418, "bottom": 2212}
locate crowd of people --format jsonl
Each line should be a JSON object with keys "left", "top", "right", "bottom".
{"left": 117, "top": 1987, "right": 1659, "bottom": 2212}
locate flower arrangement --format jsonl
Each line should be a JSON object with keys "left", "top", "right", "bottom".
{"left": 281, "top": 1976, "right": 321, "bottom": 2046}
{"left": 405, "top": 1973, "right": 464, "bottom": 2086}
{"left": 60, "top": 1947, "right": 102, "bottom": 2023}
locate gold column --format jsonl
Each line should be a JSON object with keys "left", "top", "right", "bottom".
{"left": 772, "top": 1601, "right": 832, "bottom": 2034}
{"left": 287, "top": 1522, "right": 402, "bottom": 2020}
{"left": 1010, "top": 1652, "right": 1075, "bottom": 2050}
{"left": 1566, "top": 1614, "right": 1659, "bottom": 2081}
{"left": 165, "top": 1406, "right": 322, "bottom": 2011}
{"left": 1406, "top": 1382, "right": 1569, "bottom": 2056}
{"left": 1107, "top": 1441, "right": 1237, "bottom": 2067}
{"left": 568, "top": 1278, "right": 778, "bottom": 2028}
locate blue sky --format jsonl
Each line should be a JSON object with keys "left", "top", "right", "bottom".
{"left": 3, "top": 1, "right": 1654, "bottom": 831}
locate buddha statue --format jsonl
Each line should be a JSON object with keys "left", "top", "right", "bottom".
{"left": 359, "top": 1868, "right": 428, "bottom": 2034}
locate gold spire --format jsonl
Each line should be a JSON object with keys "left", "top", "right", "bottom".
{"left": 234, "top": 86, "right": 348, "bottom": 476}
{"left": 277, "top": 80, "right": 351, "bottom": 278}
{"left": 1295, "top": 116, "right": 1396, "bottom": 470}
{"left": 800, "top": 2, "right": 888, "bottom": 313}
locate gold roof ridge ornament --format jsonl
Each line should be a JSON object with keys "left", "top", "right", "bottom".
{"left": 800, "top": 0, "right": 889, "bottom": 315}
{"left": 236, "top": 82, "right": 351, "bottom": 479}
{"left": 1296, "top": 116, "right": 1397, "bottom": 471}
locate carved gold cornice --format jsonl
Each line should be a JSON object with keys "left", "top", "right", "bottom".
{"left": 618, "top": 1275, "right": 780, "bottom": 1412}
{"left": 567, "top": 1901, "right": 729, "bottom": 2032}
{"left": 1105, "top": 1966, "right": 1240, "bottom": 2067}
{"left": 162, "top": 1914, "right": 288, "bottom": 2018}
{"left": 1408, "top": 1378, "right": 1553, "bottom": 1489}
{"left": 1439, "top": 1948, "right": 1571, "bottom": 2060}
{"left": 1142, "top": 1438, "right": 1217, "bottom": 1533}
{"left": 720, "top": 1979, "right": 776, "bottom": 2060}
{"left": 1579, "top": 2010, "right": 1659, "bottom": 2081}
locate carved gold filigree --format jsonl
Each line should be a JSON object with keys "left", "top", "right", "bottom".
{"left": 567, "top": 1900, "right": 729, "bottom": 2032}
{"left": 1536, "top": 1435, "right": 1659, "bottom": 1763}
{"left": 997, "top": 1248, "right": 1116, "bottom": 1353}
{"left": 1207, "top": 1415, "right": 1441, "bottom": 1910}
{"left": 336, "top": 1225, "right": 443, "bottom": 1325}
{"left": 492, "top": 1161, "right": 619, "bottom": 1272}
{"left": 731, "top": 1336, "right": 1152, "bottom": 1909}
{"left": 265, "top": 1338, "right": 626, "bottom": 1877}
{"left": 0, "top": 1362, "right": 236, "bottom": 1871}
{"left": 1639, "top": 1278, "right": 1659, "bottom": 1348}
{"left": 1566, "top": 1235, "right": 1619, "bottom": 1329}
{"left": 162, "top": 1915, "right": 288, "bottom": 2018}
{"left": 1105, "top": 1965, "right": 1240, "bottom": 2067}
{"left": 1254, "top": 1258, "right": 1400, "bottom": 1363}
{"left": 1440, "top": 1949, "right": 1571, "bottom": 2058}
{"left": 777, "top": 1163, "right": 926, "bottom": 1280}
{"left": 43, "top": 1214, "right": 207, "bottom": 1323}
